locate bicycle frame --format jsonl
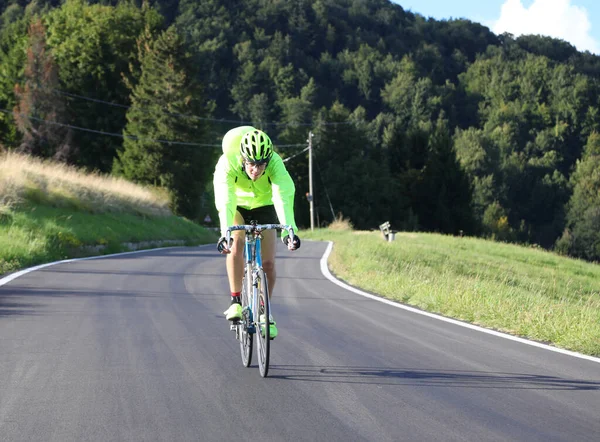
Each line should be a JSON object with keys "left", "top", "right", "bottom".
{"left": 242, "top": 228, "right": 263, "bottom": 335}
{"left": 226, "top": 222, "right": 295, "bottom": 284}
{"left": 226, "top": 222, "right": 295, "bottom": 377}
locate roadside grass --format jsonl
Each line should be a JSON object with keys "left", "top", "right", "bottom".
{"left": 302, "top": 228, "right": 600, "bottom": 357}
{"left": 0, "top": 204, "right": 217, "bottom": 275}
{"left": 0, "top": 151, "right": 170, "bottom": 216}
{"left": 0, "top": 153, "right": 217, "bottom": 275}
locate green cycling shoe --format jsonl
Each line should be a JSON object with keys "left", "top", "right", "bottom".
{"left": 259, "top": 314, "right": 277, "bottom": 340}
{"left": 224, "top": 303, "right": 242, "bottom": 321}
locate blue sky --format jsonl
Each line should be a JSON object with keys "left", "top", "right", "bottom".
{"left": 391, "top": 0, "right": 600, "bottom": 54}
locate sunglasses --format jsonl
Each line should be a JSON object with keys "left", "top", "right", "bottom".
{"left": 245, "top": 160, "right": 268, "bottom": 167}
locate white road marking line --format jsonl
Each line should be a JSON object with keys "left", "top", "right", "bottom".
{"left": 319, "top": 241, "right": 600, "bottom": 365}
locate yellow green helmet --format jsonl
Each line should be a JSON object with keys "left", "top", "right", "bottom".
{"left": 240, "top": 129, "right": 273, "bottom": 164}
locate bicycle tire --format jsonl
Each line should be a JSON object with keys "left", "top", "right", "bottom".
{"left": 256, "top": 268, "right": 270, "bottom": 377}
{"left": 240, "top": 269, "right": 253, "bottom": 367}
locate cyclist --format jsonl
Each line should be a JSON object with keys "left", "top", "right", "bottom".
{"left": 214, "top": 126, "right": 301, "bottom": 339}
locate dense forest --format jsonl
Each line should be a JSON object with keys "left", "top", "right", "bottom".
{"left": 1, "top": 0, "right": 600, "bottom": 261}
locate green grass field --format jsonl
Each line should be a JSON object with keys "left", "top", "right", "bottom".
{"left": 0, "top": 153, "right": 217, "bottom": 274}
{"left": 0, "top": 203, "right": 216, "bottom": 275}
{"left": 303, "top": 228, "right": 600, "bottom": 357}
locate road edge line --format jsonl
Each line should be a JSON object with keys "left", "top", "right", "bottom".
{"left": 319, "top": 241, "right": 600, "bottom": 365}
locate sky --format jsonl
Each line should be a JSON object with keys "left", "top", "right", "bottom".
{"left": 391, "top": 0, "right": 600, "bottom": 54}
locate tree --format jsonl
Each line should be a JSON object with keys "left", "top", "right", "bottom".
{"left": 230, "top": 60, "right": 260, "bottom": 120}
{"left": 278, "top": 78, "right": 316, "bottom": 144}
{"left": 381, "top": 55, "right": 418, "bottom": 127}
{"left": 175, "top": 0, "right": 236, "bottom": 114}
{"left": 0, "top": 3, "right": 31, "bottom": 148}
{"left": 13, "top": 18, "right": 72, "bottom": 161}
{"left": 454, "top": 127, "right": 499, "bottom": 226}
{"left": 556, "top": 132, "right": 600, "bottom": 260}
{"left": 311, "top": 102, "right": 397, "bottom": 229}
{"left": 412, "top": 117, "right": 475, "bottom": 234}
{"left": 113, "top": 26, "right": 213, "bottom": 219}
{"left": 44, "top": 0, "right": 163, "bottom": 171}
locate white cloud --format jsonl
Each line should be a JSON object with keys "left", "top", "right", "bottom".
{"left": 492, "top": 0, "right": 600, "bottom": 54}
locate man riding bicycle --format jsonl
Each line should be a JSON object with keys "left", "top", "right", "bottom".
{"left": 214, "top": 126, "right": 301, "bottom": 339}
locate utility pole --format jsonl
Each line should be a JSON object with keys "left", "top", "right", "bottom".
{"left": 307, "top": 131, "right": 314, "bottom": 231}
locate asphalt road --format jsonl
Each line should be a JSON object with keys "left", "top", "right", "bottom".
{"left": 0, "top": 241, "right": 599, "bottom": 442}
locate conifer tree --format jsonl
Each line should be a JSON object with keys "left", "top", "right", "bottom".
{"left": 113, "top": 25, "right": 213, "bottom": 219}
{"left": 13, "top": 18, "right": 72, "bottom": 161}
{"left": 415, "top": 117, "right": 475, "bottom": 234}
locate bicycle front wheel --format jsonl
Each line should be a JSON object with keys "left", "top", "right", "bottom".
{"left": 240, "top": 269, "right": 253, "bottom": 367}
{"left": 256, "top": 268, "right": 270, "bottom": 377}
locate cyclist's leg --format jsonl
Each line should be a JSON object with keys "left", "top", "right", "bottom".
{"left": 226, "top": 210, "right": 246, "bottom": 292}
{"left": 224, "top": 210, "right": 245, "bottom": 320}
{"left": 261, "top": 229, "right": 277, "bottom": 297}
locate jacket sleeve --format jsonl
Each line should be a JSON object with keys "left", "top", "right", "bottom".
{"left": 213, "top": 155, "right": 238, "bottom": 237}
{"left": 268, "top": 154, "right": 298, "bottom": 235}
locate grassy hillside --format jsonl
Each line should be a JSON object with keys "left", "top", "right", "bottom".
{"left": 0, "top": 153, "right": 217, "bottom": 274}
{"left": 303, "top": 222, "right": 600, "bottom": 357}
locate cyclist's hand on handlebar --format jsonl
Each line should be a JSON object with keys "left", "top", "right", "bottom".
{"left": 217, "top": 237, "right": 233, "bottom": 254}
{"left": 282, "top": 234, "right": 301, "bottom": 251}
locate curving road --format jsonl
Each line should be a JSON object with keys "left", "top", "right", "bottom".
{"left": 0, "top": 241, "right": 599, "bottom": 441}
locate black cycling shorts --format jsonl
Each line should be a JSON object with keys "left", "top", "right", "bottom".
{"left": 236, "top": 205, "right": 278, "bottom": 225}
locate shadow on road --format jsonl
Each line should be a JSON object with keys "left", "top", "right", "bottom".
{"left": 0, "top": 286, "right": 224, "bottom": 317}
{"left": 269, "top": 365, "right": 600, "bottom": 390}
{"left": 0, "top": 300, "right": 44, "bottom": 317}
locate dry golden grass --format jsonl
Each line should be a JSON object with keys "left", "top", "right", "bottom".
{"left": 328, "top": 213, "right": 353, "bottom": 231}
{"left": 0, "top": 152, "right": 170, "bottom": 216}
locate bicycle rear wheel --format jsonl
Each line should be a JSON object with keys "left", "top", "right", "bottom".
{"left": 256, "top": 268, "right": 270, "bottom": 377}
{"left": 239, "top": 270, "right": 253, "bottom": 367}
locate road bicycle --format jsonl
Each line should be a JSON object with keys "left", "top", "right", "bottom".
{"left": 225, "top": 221, "right": 295, "bottom": 377}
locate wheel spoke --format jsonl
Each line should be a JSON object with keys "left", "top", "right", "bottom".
{"left": 256, "top": 270, "right": 270, "bottom": 377}
{"left": 239, "top": 273, "right": 253, "bottom": 367}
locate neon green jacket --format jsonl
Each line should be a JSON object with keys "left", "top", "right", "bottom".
{"left": 213, "top": 128, "right": 298, "bottom": 237}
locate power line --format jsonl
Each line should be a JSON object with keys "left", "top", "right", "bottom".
{"left": 2, "top": 109, "right": 219, "bottom": 146}
{"left": 1, "top": 108, "right": 307, "bottom": 148}
{"left": 1, "top": 73, "right": 357, "bottom": 128}
{"left": 282, "top": 146, "right": 309, "bottom": 162}
{"left": 55, "top": 89, "right": 130, "bottom": 109}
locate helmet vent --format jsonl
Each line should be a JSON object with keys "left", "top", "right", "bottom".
{"left": 240, "top": 129, "right": 273, "bottom": 163}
